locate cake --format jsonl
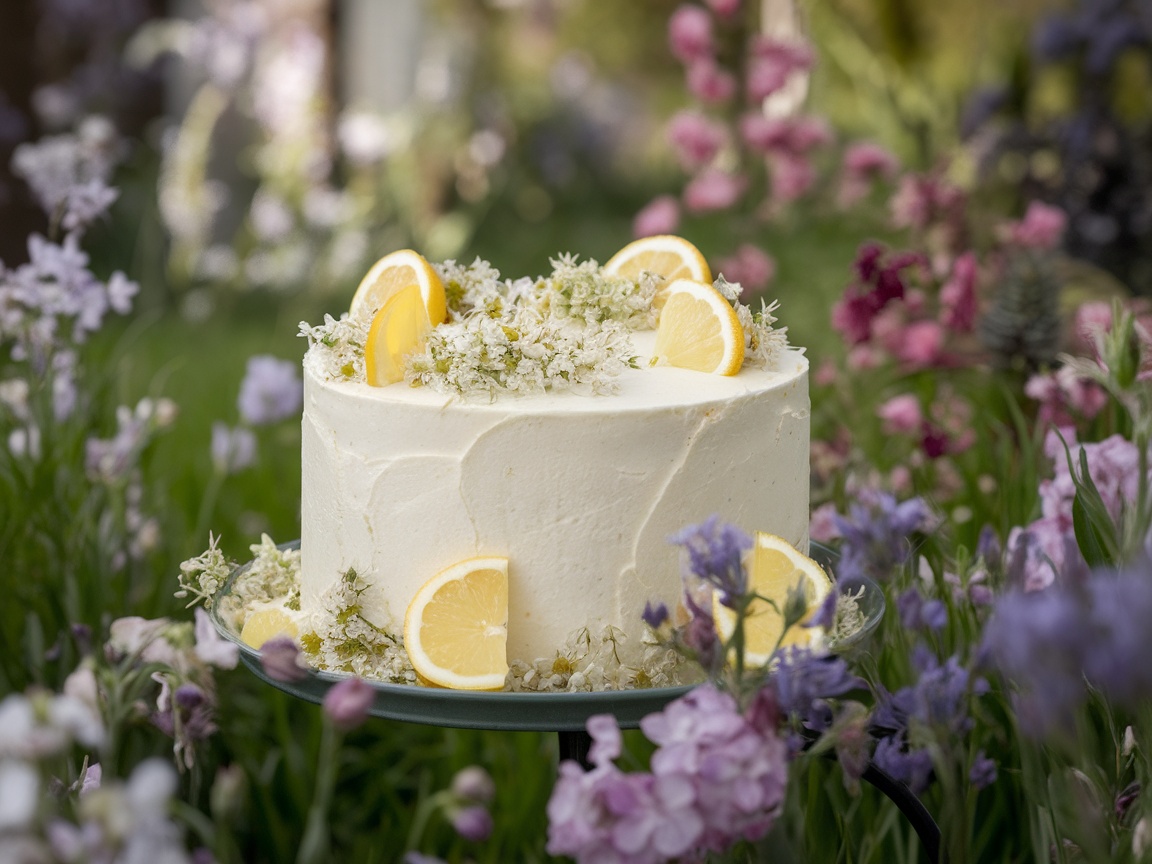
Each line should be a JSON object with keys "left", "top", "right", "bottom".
{"left": 296, "top": 246, "right": 810, "bottom": 684}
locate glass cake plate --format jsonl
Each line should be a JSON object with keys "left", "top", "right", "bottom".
{"left": 210, "top": 539, "right": 885, "bottom": 732}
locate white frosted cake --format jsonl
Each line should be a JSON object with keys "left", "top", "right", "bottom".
{"left": 296, "top": 250, "right": 810, "bottom": 682}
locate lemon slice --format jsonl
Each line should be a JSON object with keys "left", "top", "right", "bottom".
{"left": 603, "top": 235, "right": 711, "bottom": 284}
{"left": 403, "top": 557, "right": 510, "bottom": 691}
{"left": 240, "top": 607, "right": 299, "bottom": 650}
{"left": 651, "top": 278, "right": 745, "bottom": 375}
{"left": 713, "top": 533, "right": 833, "bottom": 667}
{"left": 364, "top": 284, "right": 432, "bottom": 386}
{"left": 349, "top": 249, "right": 447, "bottom": 326}
{"left": 604, "top": 235, "right": 711, "bottom": 311}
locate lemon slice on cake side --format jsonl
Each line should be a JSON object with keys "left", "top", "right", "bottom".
{"left": 651, "top": 278, "right": 745, "bottom": 375}
{"left": 713, "top": 533, "right": 834, "bottom": 668}
{"left": 240, "top": 606, "right": 299, "bottom": 650}
{"left": 364, "top": 284, "right": 433, "bottom": 386}
{"left": 603, "top": 235, "right": 712, "bottom": 311}
{"left": 403, "top": 557, "right": 510, "bottom": 691}
{"left": 349, "top": 248, "right": 448, "bottom": 326}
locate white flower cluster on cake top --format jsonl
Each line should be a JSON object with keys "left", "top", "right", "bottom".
{"left": 299, "top": 240, "right": 791, "bottom": 400}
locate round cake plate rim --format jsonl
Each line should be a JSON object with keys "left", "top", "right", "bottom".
{"left": 210, "top": 539, "right": 698, "bottom": 731}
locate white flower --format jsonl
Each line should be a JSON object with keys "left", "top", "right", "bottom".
{"left": 0, "top": 760, "right": 39, "bottom": 831}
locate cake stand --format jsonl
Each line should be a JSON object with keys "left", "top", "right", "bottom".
{"left": 211, "top": 541, "right": 939, "bottom": 862}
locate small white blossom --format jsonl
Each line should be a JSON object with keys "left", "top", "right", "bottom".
{"left": 298, "top": 314, "right": 367, "bottom": 382}
{"left": 175, "top": 533, "right": 233, "bottom": 607}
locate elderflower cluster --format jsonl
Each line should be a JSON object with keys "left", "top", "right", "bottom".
{"left": 407, "top": 310, "right": 636, "bottom": 398}
{"left": 507, "top": 625, "right": 695, "bottom": 693}
{"left": 713, "top": 276, "right": 792, "bottom": 368}
{"left": 175, "top": 533, "right": 233, "bottom": 608}
{"left": 300, "top": 569, "right": 417, "bottom": 684}
{"left": 297, "top": 313, "right": 368, "bottom": 381}
{"left": 537, "top": 254, "right": 659, "bottom": 328}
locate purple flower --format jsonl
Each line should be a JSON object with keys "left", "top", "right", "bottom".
{"left": 641, "top": 601, "right": 669, "bottom": 629}
{"left": 770, "top": 649, "right": 862, "bottom": 732}
{"left": 969, "top": 751, "right": 997, "bottom": 789}
{"left": 237, "top": 355, "right": 302, "bottom": 426}
{"left": 323, "top": 677, "right": 373, "bottom": 731}
{"left": 669, "top": 515, "right": 752, "bottom": 607}
{"left": 259, "top": 637, "right": 308, "bottom": 682}
{"left": 833, "top": 490, "right": 934, "bottom": 583}
{"left": 873, "top": 736, "right": 934, "bottom": 794}
{"left": 211, "top": 422, "right": 257, "bottom": 474}
{"left": 451, "top": 805, "right": 493, "bottom": 842}
{"left": 897, "top": 588, "right": 946, "bottom": 631}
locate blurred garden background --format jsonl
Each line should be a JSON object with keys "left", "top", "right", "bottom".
{"left": 2, "top": 0, "right": 1152, "bottom": 861}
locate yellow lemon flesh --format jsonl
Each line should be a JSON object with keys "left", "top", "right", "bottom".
{"left": 240, "top": 607, "right": 299, "bottom": 650}
{"left": 403, "top": 557, "right": 509, "bottom": 691}
{"left": 603, "top": 235, "right": 711, "bottom": 310}
{"left": 364, "top": 284, "right": 432, "bottom": 386}
{"left": 652, "top": 278, "right": 744, "bottom": 375}
{"left": 349, "top": 248, "right": 447, "bottom": 327}
{"left": 713, "top": 533, "right": 833, "bottom": 668}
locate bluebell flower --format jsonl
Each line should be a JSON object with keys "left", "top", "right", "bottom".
{"left": 668, "top": 515, "right": 751, "bottom": 607}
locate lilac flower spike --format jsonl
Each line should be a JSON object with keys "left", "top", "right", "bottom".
{"left": 668, "top": 515, "right": 752, "bottom": 607}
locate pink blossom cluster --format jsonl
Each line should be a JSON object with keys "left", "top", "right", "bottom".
{"left": 1007, "top": 429, "right": 1148, "bottom": 591}
{"left": 836, "top": 141, "right": 900, "bottom": 208}
{"left": 546, "top": 685, "right": 788, "bottom": 863}
{"left": 876, "top": 391, "right": 976, "bottom": 459}
{"left": 999, "top": 201, "right": 1067, "bottom": 250}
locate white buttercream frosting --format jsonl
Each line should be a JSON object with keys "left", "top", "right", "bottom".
{"left": 300, "top": 330, "right": 810, "bottom": 665}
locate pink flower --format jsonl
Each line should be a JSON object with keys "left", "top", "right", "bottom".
{"left": 846, "top": 343, "right": 882, "bottom": 370}
{"left": 746, "top": 38, "right": 814, "bottom": 102}
{"left": 632, "top": 195, "right": 681, "bottom": 238}
{"left": 889, "top": 173, "right": 966, "bottom": 232}
{"left": 1003, "top": 201, "right": 1067, "bottom": 250}
{"left": 770, "top": 152, "right": 816, "bottom": 202}
{"left": 1071, "top": 301, "right": 1114, "bottom": 355}
{"left": 666, "top": 110, "right": 726, "bottom": 170}
{"left": 814, "top": 358, "right": 837, "bottom": 386}
{"left": 683, "top": 169, "right": 746, "bottom": 213}
{"left": 897, "top": 320, "right": 944, "bottom": 368}
{"left": 739, "top": 114, "right": 792, "bottom": 152}
{"left": 668, "top": 6, "right": 714, "bottom": 63}
{"left": 705, "top": 0, "right": 741, "bottom": 17}
{"left": 837, "top": 141, "right": 899, "bottom": 208}
{"left": 809, "top": 502, "right": 841, "bottom": 544}
{"left": 939, "top": 252, "right": 978, "bottom": 332}
{"left": 715, "top": 244, "right": 775, "bottom": 292}
{"left": 877, "top": 394, "right": 923, "bottom": 435}
{"left": 1025, "top": 366, "right": 1108, "bottom": 427}
{"left": 686, "top": 59, "right": 737, "bottom": 103}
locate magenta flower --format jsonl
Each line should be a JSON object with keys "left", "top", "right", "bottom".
{"left": 666, "top": 110, "right": 726, "bottom": 171}
{"left": 323, "top": 677, "right": 374, "bottom": 731}
{"left": 686, "top": 59, "right": 737, "bottom": 104}
{"left": 897, "top": 320, "right": 944, "bottom": 368}
{"left": 683, "top": 169, "right": 746, "bottom": 213}
{"left": 837, "top": 141, "right": 899, "bottom": 208}
{"left": 632, "top": 196, "right": 681, "bottom": 238}
{"left": 877, "top": 394, "right": 923, "bottom": 435}
{"left": 939, "top": 251, "right": 978, "bottom": 332}
{"left": 1002, "top": 201, "right": 1067, "bottom": 250}
{"left": 668, "top": 5, "right": 714, "bottom": 63}
{"left": 715, "top": 244, "right": 775, "bottom": 292}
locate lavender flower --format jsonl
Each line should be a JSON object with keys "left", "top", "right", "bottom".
{"left": 323, "top": 677, "right": 373, "bottom": 731}
{"left": 969, "top": 751, "right": 997, "bottom": 789}
{"left": 668, "top": 515, "right": 752, "bottom": 607}
{"left": 450, "top": 766, "right": 495, "bottom": 805}
{"left": 770, "top": 649, "right": 863, "bottom": 733}
{"left": 897, "top": 587, "right": 947, "bottom": 631}
{"left": 641, "top": 601, "right": 669, "bottom": 630}
{"left": 833, "top": 491, "right": 934, "bottom": 582}
{"left": 236, "top": 355, "right": 302, "bottom": 425}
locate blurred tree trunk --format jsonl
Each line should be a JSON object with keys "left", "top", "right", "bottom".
{"left": 0, "top": 0, "right": 41, "bottom": 263}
